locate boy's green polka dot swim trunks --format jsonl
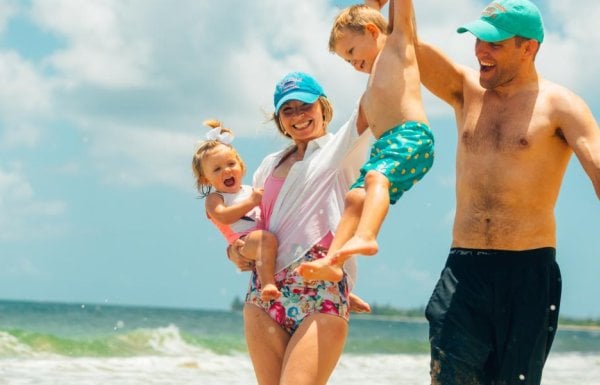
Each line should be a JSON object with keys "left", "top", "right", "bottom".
{"left": 351, "top": 120, "right": 434, "bottom": 204}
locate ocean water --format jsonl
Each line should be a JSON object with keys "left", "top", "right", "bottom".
{"left": 1, "top": 300, "right": 599, "bottom": 385}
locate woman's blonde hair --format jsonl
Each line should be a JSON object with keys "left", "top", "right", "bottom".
{"left": 271, "top": 96, "right": 334, "bottom": 138}
{"left": 191, "top": 119, "right": 246, "bottom": 198}
{"left": 329, "top": 5, "right": 389, "bottom": 52}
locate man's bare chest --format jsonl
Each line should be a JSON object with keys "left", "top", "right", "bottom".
{"left": 459, "top": 98, "right": 546, "bottom": 153}
{"left": 460, "top": 122, "right": 533, "bottom": 154}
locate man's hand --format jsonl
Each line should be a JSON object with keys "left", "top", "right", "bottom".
{"left": 365, "top": 0, "right": 388, "bottom": 10}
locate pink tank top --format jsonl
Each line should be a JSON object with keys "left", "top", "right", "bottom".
{"left": 261, "top": 174, "right": 333, "bottom": 248}
{"left": 261, "top": 174, "right": 284, "bottom": 230}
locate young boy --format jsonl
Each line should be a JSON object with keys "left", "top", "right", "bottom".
{"left": 297, "top": 0, "right": 434, "bottom": 281}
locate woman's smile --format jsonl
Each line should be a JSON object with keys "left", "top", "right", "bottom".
{"left": 292, "top": 120, "right": 312, "bottom": 131}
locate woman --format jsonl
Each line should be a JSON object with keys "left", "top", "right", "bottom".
{"left": 229, "top": 71, "right": 371, "bottom": 385}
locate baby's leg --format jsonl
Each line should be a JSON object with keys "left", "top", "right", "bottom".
{"left": 297, "top": 188, "right": 366, "bottom": 282}
{"left": 240, "top": 230, "right": 281, "bottom": 301}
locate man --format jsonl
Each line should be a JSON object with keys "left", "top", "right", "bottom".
{"left": 368, "top": 0, "right": 599, "bottom": 384}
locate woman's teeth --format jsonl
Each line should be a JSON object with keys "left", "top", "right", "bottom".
{"left": 294, "top": 121, "right": 310, "bottom": 129}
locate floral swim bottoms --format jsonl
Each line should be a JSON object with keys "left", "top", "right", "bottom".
{"left": 245, "top": 244, "right": 350, "bottom": 334}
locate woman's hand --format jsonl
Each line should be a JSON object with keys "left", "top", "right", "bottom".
{"left": 227, "top": 238, "right": 255, "bottom": 271}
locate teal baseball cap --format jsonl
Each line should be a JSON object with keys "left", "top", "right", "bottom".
{"left": 457, "top": 0, "right": 544, "bottom": 43}
{"left": 274, "top": 72, "right": 326, "bottom": 114}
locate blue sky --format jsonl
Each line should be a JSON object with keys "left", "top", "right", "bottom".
{"left": 1, "top": 0, "right": 598, "bottom": 318}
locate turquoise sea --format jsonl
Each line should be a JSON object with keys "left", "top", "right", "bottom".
{"left": 1, "top": 299, "right": 599, "bottom": 384}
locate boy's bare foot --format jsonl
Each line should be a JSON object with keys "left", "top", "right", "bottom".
{"left": 296, "top": 258, "right": 344, "bottom": 282}
{"left": 332, "top": 236, "right": 378, "bottom": 264}
{"left": 260, "top": 283, "right": 281, "bottom": 301}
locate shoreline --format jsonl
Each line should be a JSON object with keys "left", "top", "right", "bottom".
{"left": 351, "top": 313, "right": 600, "bottom": 332}
{"left": 2, "top": 298, "right": 599, "bottom": 332}
{"left": 558, "top": 323, "right": 600, "bottom": 332}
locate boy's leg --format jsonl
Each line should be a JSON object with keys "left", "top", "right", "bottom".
{"left": 298, "top": 170, "right": 390, "bottom": 281}
{"left": 241, "top": 230, "right": 281, "bottom": 300}
{"left": 333, "top": 170, "right": 389, "bottom": 262}
{"left": 296, "top": 187, "right": 366, "bottom": 282}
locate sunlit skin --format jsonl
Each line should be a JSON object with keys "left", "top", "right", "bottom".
{"left": 411, "top": 9, "right": 600, "bottom": 250}
{"left": 333, "top": 26, "right": 385, "bottom": 74}
{"left": 416, "top": 31, "right": 600, "bottom": 385}
{"left": 418, "top": 33, "right": 599, "bottom": 251}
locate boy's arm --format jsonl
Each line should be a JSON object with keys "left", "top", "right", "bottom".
{"left": 365, "top": 0, "right": 467, "bottom": 108}
{"left": 390, "top": 0, "right": 414, "bottom": 41}
{"left": 205, "top": 190, "right": 262, "bottom": 225}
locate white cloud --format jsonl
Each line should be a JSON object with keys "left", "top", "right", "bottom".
{"left": 16, "top": 0, "right": 366, "bottom": 190}
{"left": 0, "top": 0, "right": 597, "bottom": 193}
{"left": 0, "top": 165, "right": 67, "bottom": 241}
{"left": 0, "top": 52, "right": 50, "bottom": 148}
{"left": 537, "top": 0, "right": 600, "bottom": 105}
{"left": 32, "top": 0, "right": 151, "bottom": 87}
{"left": 87, "top": 124, "right": 197, "bottom": 189}
{"left": 0, "top": 2, "right": 17, "bottom": 35}
{"left": 0, "top": 121, "right": 42, "bottom": 149}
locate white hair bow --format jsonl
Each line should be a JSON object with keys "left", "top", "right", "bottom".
{"left": 206, "top": 127, "right": 233, "bottom": 144}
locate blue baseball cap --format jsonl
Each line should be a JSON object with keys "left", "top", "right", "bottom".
{"left": 457, "top": 0, "right": 544, "bottom": 43}
{"left": 273, "top": 72, "right": 326, "bottom": 114}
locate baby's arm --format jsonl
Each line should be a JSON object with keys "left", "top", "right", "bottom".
{"left": 205, "top": 188, "right": 262, "bottom": 225}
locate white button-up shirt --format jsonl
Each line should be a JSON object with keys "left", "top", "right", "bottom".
{"left": 253, "top": 107, "right": 371, "bottom": 288}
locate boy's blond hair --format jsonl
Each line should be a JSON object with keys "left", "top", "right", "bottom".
{"left": 329, "top": 5, "right": 389, "bottom": 52}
